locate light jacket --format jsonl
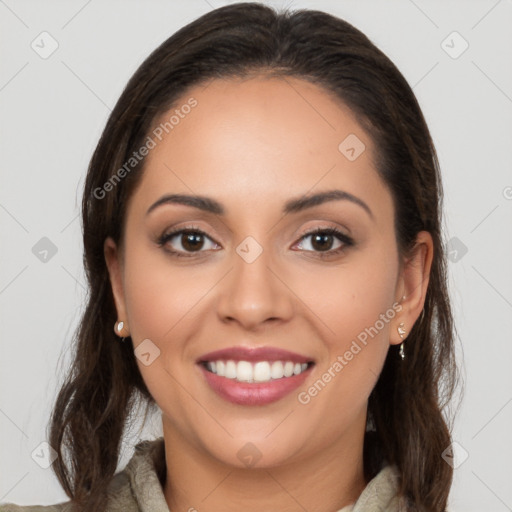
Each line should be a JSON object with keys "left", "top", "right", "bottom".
{"left": 0, "top": 437, "right": 401, "bottom": 511}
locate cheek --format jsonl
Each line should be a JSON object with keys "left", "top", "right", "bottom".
{"left": 297, "top": 249, "right": 398, "bottom": 345}
{"left": 295, "top": 246, "right": 398, "bottom": 398}
{"left": 121, "top": 248, "right": 213, "bottom": 417}
{"left": 122, "top": 247, "right": 215, "bottom": 342}
{"left": 121, "top": 246, "right": 222, "bottom": 407}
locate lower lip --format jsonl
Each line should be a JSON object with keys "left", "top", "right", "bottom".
{"left": 199, "top": 364, "right": 313, "bottom": 406}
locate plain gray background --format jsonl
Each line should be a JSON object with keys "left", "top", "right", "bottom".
{"left": 1, "top": 0, "right": 511, "bottom": 510}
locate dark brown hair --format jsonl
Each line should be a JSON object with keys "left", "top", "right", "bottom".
{"left": 48, "top": 3, "right": 460, "bottom": 511}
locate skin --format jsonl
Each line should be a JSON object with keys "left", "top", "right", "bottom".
{"left": 105, "top": 76, "right": 433, "bottom": 512}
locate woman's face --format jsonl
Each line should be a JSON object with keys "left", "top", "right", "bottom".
{"left": 105, "top": 76, "right": 422, "bottom": 469}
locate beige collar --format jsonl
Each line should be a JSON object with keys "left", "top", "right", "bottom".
{"left": 119, "top": 437, "right": 400, "bottom": 512}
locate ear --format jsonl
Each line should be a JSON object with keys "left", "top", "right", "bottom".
{"left": 391, "top": 231, "right": 434, "bottom": 345}
{"left": 104, "top": 237, "right": 129, "bottom": 327}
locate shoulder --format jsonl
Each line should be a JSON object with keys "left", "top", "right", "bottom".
{"left": 0, "top": 472, "right": 134, "bottom": 512}
{"left": 0, "top": 505, "right": 71, "bottom": 512}
{"left": 0, "top": 471, "right": 136, "bottom": 512}
{"left": 351, "top": 465, "right": 403, "bottom": 512}
{"left": 0, "top": 437, "right": 165, "bottom": 512}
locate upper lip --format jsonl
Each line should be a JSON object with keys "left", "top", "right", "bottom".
{"left": 197, "top": 346, "right": 314, "bottom": 364}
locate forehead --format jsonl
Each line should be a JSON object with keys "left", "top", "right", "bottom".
{"left": 129, "top": 75, "right": 392, "bottom": 222}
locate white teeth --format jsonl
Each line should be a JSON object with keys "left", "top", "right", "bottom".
{"left": 270, "top": 361, "right": 284, "bottom": 379}
{"left": 283, "top": 361, "right": 294, "bottom": 377}
{"left": 253, "top": 362, "right": 271, "bottom": 382}
{"left": 236, "top": 361, "right": 253, "bottom": 382}
{"left": 225, "top": 360, "right": 237, "bottom": 379}
{"left": 204, "top": 359, "right": 310, "bottom": 383}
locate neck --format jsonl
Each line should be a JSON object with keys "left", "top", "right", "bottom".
{"left": 162, "top": 417, "right": 367, "bottom": 512}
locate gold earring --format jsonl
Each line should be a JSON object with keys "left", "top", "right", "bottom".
{"left": 115, "top": 321, "right": 130, "bottom": 341}
{"left": 397, "top": 322, "right": 406, "bottom": 360}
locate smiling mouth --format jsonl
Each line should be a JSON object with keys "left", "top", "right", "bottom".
{"left": 200, "top": 360, "right": 315, "bottom": 383}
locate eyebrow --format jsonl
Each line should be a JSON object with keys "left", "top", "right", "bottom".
{"left": 146, "top": 189, "right": 373, "bottom": 219}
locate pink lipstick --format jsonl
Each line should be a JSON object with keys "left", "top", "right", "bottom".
{"left": 197, "top": 346, "right": 314, "bottom": 406}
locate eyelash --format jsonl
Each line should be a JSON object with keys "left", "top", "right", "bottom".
{"left": 156, "top": 224, "right": 354, "bottom": 259}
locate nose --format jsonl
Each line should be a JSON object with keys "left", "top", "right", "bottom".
{"left": 216, "top": 245, "right": 294, "bottom": 331}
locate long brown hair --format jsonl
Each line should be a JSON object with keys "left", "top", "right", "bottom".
{"left": 48, "top": 3, "right": 460, "bottom": 511}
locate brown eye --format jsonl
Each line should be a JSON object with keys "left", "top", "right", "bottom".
{"left": 294, "top": 228, "right": 353, "bottom": 254}
{"left": 180, "top": 232, "right": 205, "bottom": 251}
{"left": 310, "top": 232, "right": 335, "bottom": 252}
{"left": 158, "top": 228, "right": 220, "bottom": 256}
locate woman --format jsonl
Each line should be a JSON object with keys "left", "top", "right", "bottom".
{"left": 1, "top": 2, "right": 458, "bottom": 511}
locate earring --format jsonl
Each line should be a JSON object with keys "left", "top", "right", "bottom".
{"left": 115, "top": 320, "right": 130, "bottom": 341}
{"left": 397, "top": 322, "right": 406, "bottom": 360}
